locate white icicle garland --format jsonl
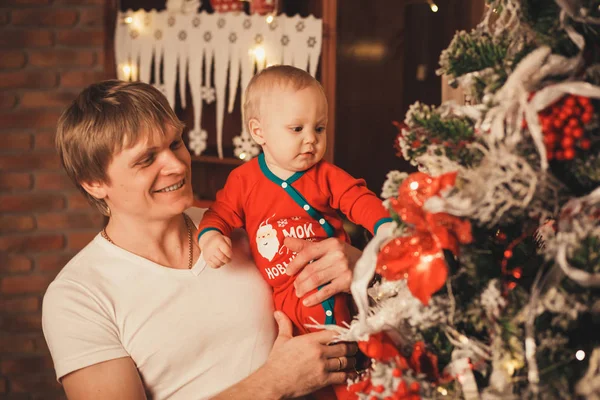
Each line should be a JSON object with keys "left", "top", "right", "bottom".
{"left": 478, "top": 0, "right": 524, "bottom": 38}
{"left": 481, "top": 280, "right": 506, "bottom": 320}
{"left": 413, "top": 147, "right": 464, "bottom": 177}
{"left": 310, "top": 280, "right": 449, "bottom": 343}
{"left": 576, "top": 348, "right": 600, "bottom": 399}
{"left": 423, "top": 142, "right": 538, "bottom": 227}
{"left": 543, "top": 187, "right": 600, "bottom": 288}
{"left": 380, "top": 170, "right": 408, "bottom": 201}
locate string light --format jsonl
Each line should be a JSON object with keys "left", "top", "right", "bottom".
{"left": 427, "top": 0, "right": 439, "bottom": 12}
{"left": 249, "top": 46, "right": 266, "bottom": 63}
{"left": 239, "top": 152, "right": 247, "bottom": 160}
{"left": 124, "top": 16, "right": 133, "bottom": 24}
{"left": 266, "top": 14, "right": 274, "bottom": 24}
{"left": 576, "top": 350, "right": 586, "bottom": 361}
{"left": 409, "top": 181, "right": 419, "bottom": 190}
{"left": 437, "top": 387, "right": 448, "bottom": 396}
{"left": 120, "top": 63, "right": 136, "bottom": 81}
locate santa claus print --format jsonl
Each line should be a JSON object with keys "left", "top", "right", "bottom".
{"left": 255, "top": 216, "right": 280, "bottom": 261}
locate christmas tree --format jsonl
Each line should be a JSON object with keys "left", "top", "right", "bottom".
{"left": 329, "top": 0, "right": 600, "bottom": 398}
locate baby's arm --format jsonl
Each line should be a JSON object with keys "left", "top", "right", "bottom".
{"left": 321, "top": 162, "right": 392, "bottom": 235}
{"left": 199, "top": 231, "right": 232, "bottom": 268}
{"left": 196, "top": 168, "right": 247, "bottom": 268}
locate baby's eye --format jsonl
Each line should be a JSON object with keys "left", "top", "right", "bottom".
{"left": 291, "top": 126, "right": 303, "bottom": 133}
{"left": 170, "top": 139, "right": 183, "bottom": 149}
{"left": 316, "top": 126, "right": 326, "bottom": 133}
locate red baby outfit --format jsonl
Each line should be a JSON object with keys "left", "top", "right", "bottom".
{"left": 197, "top": 154, "right": 391, "bottom": 400}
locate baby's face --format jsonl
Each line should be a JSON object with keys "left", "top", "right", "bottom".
{"left": 260, "top": 84, "right": 328, "bottom": 175}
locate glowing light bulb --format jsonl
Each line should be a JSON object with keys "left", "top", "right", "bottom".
{"left": 430, "top": 3, "right": 439, "bottom": 12}
{"left": 124, "top": 16, "right": 133, "bottom": 24}
{"left": 576, "top": 350, "right": 586, "bottom": 361}
{"left": 121, "top": 63, "right": 136, "bottom": 81}
{"left": 409, "top": 181, "right": 419, "bottom": 190}
{"left": 266, "top": 15, "right": 274, "bottom": 24}
{"left": 239, "top": 152, "right": 247, "bottom": 160}
{"left": 437, "top": 387, "right": 448, "bottom": 396}
{"left": 251, "top": 46, "right": 266, "bottom": 63}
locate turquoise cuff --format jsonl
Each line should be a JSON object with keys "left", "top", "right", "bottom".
{"left": 374, "top": 217, "right": 393, "bottom": 235}
{"left": 197, "top": 227, "right": 222, "bottom": 242}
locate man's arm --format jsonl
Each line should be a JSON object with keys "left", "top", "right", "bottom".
{"left": 61, "top": 312, "right": 356, "bottom": 400}
{"left": 61, "top": 357, "right": 147, "bottom": 400}
{"left": 214, "top": 311, "right": 357, "bottom": 400}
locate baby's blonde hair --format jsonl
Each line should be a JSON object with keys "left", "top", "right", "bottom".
{"left": 243, "top": 65, "right": 326, "bottom": 129}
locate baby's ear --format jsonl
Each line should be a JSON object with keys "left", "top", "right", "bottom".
{"left": 248, "top": 118, "right": 266, "bottom": 145}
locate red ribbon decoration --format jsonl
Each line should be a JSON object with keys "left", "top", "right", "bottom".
{"left": 358, "top": 332, "right": 400, "bottom": 362}
{"left": 376, "top": 172, "right": 473, "bottom": 304}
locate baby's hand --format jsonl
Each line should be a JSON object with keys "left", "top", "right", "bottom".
{"left": 199, "top": 231, "right": 233, "bottom": 268}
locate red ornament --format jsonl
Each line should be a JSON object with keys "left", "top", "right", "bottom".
{"left": 250, "top": 0, "right": 276, "bottom": 14}
{"left": 358, "top": 332, "right": 400, "bottom": 362}
{"left": 535, "top": 93, "right": 595, "bottom": 162}
{"left": 409, "top": 341, "right": 439, "bottom": 382}
{"left": 209, "top": 0, "right": 244, "bottom": 12}
{"left": 348, "top": 378, "right": 372, "bottom": 395}
{"left": 580, "top": 138, "right": 591, "bottom": 150}
{"left": 376, "top": 172, "right": 472, "bottom": 304}
{"left": 564, "top": 148, "right": 575, "bottom": 160}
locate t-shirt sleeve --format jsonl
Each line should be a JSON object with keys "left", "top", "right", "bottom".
{"left": 42, "top": 280, "right": 128, "bottom": 381}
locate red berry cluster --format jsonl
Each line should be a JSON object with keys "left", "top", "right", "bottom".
{"left": 534, "top": 95, "right": 594, "bottom": 161}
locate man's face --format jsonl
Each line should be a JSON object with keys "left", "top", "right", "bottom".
{"left": 101, "top": 125, "right": 194, "bottom": 221}
{"left": 260, "top": 84, "right": 328, "bottom": 174}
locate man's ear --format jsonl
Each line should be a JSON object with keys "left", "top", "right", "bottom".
{"left": 80, "top": 180, "right": 108, "bottom": 200}
{"left": 248, "top": 118, "right": 266, "bottom": 146}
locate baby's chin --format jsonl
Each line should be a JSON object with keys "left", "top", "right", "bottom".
{"left": 291, "top": 158, "right": 319, "bottom": 171}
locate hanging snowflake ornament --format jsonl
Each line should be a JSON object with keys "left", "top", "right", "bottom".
{"left": 233, "top": 130, "right": 260, "bottom": 161}
{"left": 201, "top": 86, "right": 216, "bottom": 104}
{"left": 188, "top": 128, "right": 208, "bottom": 156}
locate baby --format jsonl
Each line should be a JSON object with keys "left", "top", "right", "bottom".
{"left": 196, "top": 65, "right": 391, "bottom": 399}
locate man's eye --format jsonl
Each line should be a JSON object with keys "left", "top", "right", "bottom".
{"left": 140, "top": 154, "right": 155, "bottom": 166}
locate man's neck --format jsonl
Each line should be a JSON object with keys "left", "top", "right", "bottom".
{"left": 104, "top": 213, "right": 192, "bottom": 269}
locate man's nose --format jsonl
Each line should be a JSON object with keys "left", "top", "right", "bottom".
{"left": 160, "top": 150, "right": 187, "bottom": 175}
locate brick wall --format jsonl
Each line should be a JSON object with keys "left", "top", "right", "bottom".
{"left": 0, "top": 0, "right": 109, "bottom": 398}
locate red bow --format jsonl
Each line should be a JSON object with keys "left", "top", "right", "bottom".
{"left": 358, "top": 332, "right": 400, "bottom": 362}
{"left": 376, "top": 172, "right": 472, "bottom": 304}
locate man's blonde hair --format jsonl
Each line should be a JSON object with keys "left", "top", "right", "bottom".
{"left": 56, "top": 80, "right": 185, "bottom": 216}
{"left": 242, "top": 65, "right": 326, "bottom": 129}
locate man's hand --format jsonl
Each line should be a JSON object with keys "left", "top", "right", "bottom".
{"left": 199, "top": 231, "right": 232, "bottom": 268}
{"left": 284, "top": 237, "right": 362, "bottom": 307}
{"left": 263, "top": 311, "right": 358, "bottom": 399}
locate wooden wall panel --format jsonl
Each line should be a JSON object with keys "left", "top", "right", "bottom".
{"left": 335, "top": 0, "right": 484, "bottom": 195}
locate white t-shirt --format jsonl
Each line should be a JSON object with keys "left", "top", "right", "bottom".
{"left": 42, "top": 208, "right": 277, "bottom": 400}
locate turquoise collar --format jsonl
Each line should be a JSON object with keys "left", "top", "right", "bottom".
{"left": 258, "top": 153, "right": 305, "bottom": 185}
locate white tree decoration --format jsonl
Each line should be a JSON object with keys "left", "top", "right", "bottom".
{"left": 232, "top": 130, "right": 260, "bottom": 160}
{"left": 116, "top": 9, "right": 323, "bottom": 159}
